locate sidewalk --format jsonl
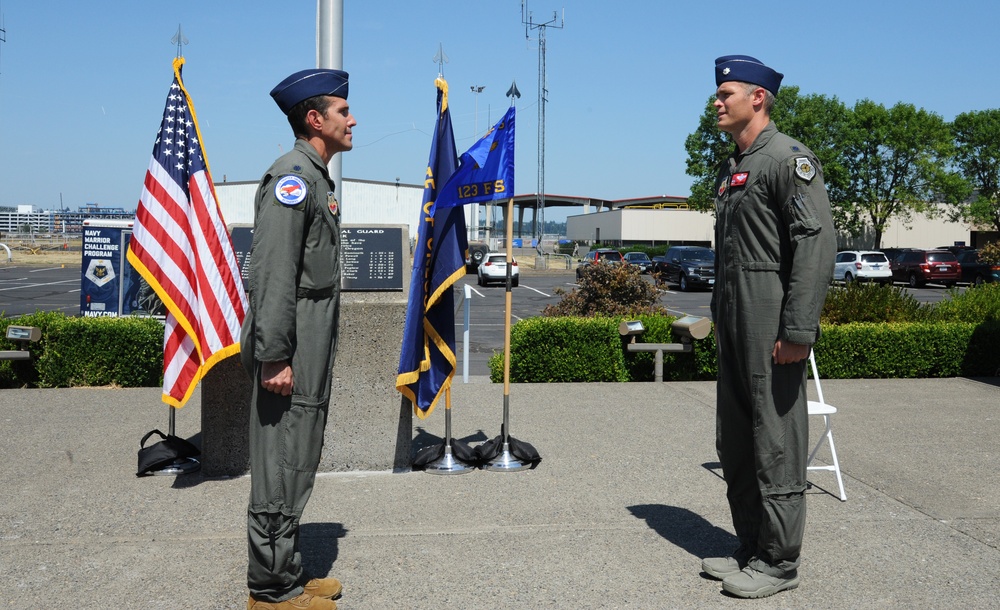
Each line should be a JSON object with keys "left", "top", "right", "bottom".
{"left": 1, "top": 377, "right": 998, "bottom": 609}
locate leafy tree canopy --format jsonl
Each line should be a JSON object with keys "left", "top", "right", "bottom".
{"left": 951, "top": 108, "right": 1000, "bottom": 233}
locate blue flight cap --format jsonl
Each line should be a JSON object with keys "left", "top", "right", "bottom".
{"left": 715, "top": 55, "right": 783, "bottom": 95}
{"left": 270, "top": 69, "right": 349, "bottom": 115}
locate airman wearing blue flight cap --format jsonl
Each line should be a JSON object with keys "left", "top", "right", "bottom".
{"left": 241, "top": 68, "right": 356, "bottom": 610}
{"left": 270, "top": 68, "right": 350, "bottom": 114}
{"left": 714, "top": 55, "right": 783, "bottom": 95}
{"left": 703, "top": 56, "right": 836, "bottom": 600}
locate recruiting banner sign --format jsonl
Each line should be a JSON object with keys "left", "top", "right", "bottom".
{"left": 80, "top": 220, "right": 165, "bottom": 318}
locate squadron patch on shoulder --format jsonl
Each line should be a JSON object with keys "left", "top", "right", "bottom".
{"left": 718, "top": 178, "right": 728, "bottom": 197}
{"left": 274, "top": 175, "right": 308, "bottom": 206}
{"left": 794, "top": 157, "right": 816, "bottom": 182}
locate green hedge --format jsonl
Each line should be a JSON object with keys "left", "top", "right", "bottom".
{"left": 815, "top": 321, "right": 1000, "bottom": 378}
{"left": 488, "top": 316, "right": 629, "bottom": 382}
{"left": 0, "top": 312, "right": 163, "bottom": 389}
{"left": 488, "top": 316, "right": 1000, "bottom": 382}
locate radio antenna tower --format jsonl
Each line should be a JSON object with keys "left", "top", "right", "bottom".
{"left": 0, "top": 10, "right": 7, "bottom": 76}
{"left": 522, "top": 1, "right": 563, "bottom": 258}
{"left": 171, "top": 24, "right": 188, "bottom": 59}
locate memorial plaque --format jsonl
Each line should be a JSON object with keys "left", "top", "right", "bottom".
{"left": 229, "top": 224, "right": 405, "bottom": 293}
{"left": 340, "top": 226, "right": 404, "bottom": 291}
{"left": 229, "top": 224, "right": 254, "bottom": 293}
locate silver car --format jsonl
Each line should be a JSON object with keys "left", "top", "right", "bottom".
{"left": 833, "top": 250, "right": 892, "bottom": 285}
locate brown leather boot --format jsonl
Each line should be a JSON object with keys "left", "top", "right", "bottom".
{"left": 303, "top": 577, "right": 342, "bottom": 600}
{"left": 247, "top": 592, "right": 336, "bottom": 610}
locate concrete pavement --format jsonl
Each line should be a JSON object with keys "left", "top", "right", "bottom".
{"left": 1, "top": 376, "right": 998, "bottom": 608}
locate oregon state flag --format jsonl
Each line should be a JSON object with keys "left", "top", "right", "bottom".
{"left": 395, "top": 78, "right": 469, "bottom": 419}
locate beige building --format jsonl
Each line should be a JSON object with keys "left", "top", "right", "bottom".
{"left": 564, "top": 197, "right": 991, "bottom": 250}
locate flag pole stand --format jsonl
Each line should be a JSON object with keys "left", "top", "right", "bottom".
{"left": 424, "top": 388, "right": 475, "bottom": 475}
{"left": 151, "top": 405, "right": 200, "bottom": 476}
{"left": 485, "top": 196, "right": 531, "bottom": 472}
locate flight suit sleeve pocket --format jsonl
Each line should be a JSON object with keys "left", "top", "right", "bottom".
{"left": 785, "top": 193, "right": 823, "bottom": 242}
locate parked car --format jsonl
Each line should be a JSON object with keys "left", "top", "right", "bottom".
{"left": 466, "top": 243, "right": 490, "bottom": 271}
{"left": 655, "top": 245, "right": 715, "bottom": 291}
{"left": 878, "top": 247, "right": 918, "bottom": 265}
{"left": 575, "top": 248, "right": 623, "bottom": 280}
{"left": 936, "top": 245, "right": 976, "bottom": 256}
{"left": 956, "top": 249, "right": 1000, "bottom": 286}
{"left": 832, "top": 250, "right": 892, "bottom": 285}
{"left": 623, "top": 251, "right": 653, "bottom": 274}
{"left": 890, "top": 249, "right": 961, "bottom": 288}
{"left": 477, "top": 254, "right": 519, "bottom": 287}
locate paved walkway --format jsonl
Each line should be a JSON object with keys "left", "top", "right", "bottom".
{"left": 1, "top": 377, "right": 998, "bottom": 608}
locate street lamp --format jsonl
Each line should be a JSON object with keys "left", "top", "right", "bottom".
{"left": 470, "top": 85, "right": 486, "bottom": 243}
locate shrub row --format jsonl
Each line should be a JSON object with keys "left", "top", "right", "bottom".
{"left": 488, "top": 316, "right": 1000, "bottom": 382}
{"left": 821, "top": 281, "right": 1000, "bottom": 324}
{"left": 0, "top": 313, "right": 163, "bottom": 389}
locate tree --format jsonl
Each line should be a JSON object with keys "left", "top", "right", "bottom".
{"left": 840, "top": 100, "right": 968, "bottom": 249}
{"left": 950, "top": 109, "right": 1000, "bottom": 233}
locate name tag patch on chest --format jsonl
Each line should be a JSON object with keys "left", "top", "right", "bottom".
{"left": 730, "top": 172, "right": 749, "bottom": 187}
{"left": 275, "top": 175, "right": 308, "bottom": 206}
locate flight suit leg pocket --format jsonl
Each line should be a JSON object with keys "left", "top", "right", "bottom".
{"left": 752, "top": 372, "right": 786, "bottom": 488}
{"left": 281, "top": 398, "right": 327, "bottom": 473}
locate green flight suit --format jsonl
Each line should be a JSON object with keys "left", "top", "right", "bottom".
{"left": 239, "top": 138, "right": 342, "bottom": 602}
{"left": 710, "top": 121, "right": 836, "bottom": 578}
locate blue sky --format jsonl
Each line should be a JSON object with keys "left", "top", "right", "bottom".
{"left": 0, "top": 1, "right": 996, "bottom": 222}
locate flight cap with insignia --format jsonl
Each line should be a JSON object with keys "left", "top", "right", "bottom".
{"left": 270, "top": 69, "right": 350, "bottom": 115}
{"left": 715, "top": 55, "right": 783, "bottom": 95}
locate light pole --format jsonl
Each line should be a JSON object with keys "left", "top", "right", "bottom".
{"left": 470, "top": 85, "right": 486, "bottom": 243}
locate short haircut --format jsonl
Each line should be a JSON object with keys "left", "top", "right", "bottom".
{"left": 741, "top": 81, "right": 775, "bottom": 114}
{"left": 286, "top": 95, "right": 335, "bottom": 138}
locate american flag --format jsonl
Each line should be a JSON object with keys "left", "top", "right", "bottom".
{"left": 127, "top": 57, "right": 247, "bottom": 408}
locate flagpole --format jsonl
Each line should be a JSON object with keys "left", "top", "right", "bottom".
{"left": 484, "top": 196, "right": 530, "bottom": 472}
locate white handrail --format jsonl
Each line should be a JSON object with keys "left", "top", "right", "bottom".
{"left": 463, "top": 283, "right": 471, "bottom": 383}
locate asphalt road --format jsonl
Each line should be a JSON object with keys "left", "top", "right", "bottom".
{"left": 0, "top": 263, "right": 968, "bottom": 378}
{"left": 0, "top": 263, "right": 81, "bottom": 317}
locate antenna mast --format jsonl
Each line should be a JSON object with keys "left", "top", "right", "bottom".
{"left": 0, "top": 10, "right": 6, "bottom": 76}
{"left": 522, "top": 2, "right": 563, "bottom": 258}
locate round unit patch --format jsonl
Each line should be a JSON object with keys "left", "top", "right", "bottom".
{"left": 274, "top": 175, "right": 308, "bottom": 206}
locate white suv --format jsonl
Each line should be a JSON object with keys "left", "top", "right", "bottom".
{"left": 833, "top": 250, "right": 892, "bottom": 285}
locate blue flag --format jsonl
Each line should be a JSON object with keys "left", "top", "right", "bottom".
{"left": 431, "top": 105, "right": 515, "bottom": 213}
{"left": 395, "top": 78, "right": 469, "bottom": 419}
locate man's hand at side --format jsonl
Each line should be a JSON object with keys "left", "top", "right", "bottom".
{"left": 261, "top": 360, "right": 294, "bottom": 396}
{"left": 772, "top": 339, "right": 809, "bottom": 365}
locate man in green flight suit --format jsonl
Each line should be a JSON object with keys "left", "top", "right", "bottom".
{"left": 703, "top": 55, "right": 836, "bottom": 599}
{"left": 240, "top": 69, "right": 357, "bottom": 610}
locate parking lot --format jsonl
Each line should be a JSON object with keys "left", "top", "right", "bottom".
{"left": 0, "top": 261, "right": 970, "bottom": 378}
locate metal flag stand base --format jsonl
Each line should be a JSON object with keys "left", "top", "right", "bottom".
{"left": 424, "top": 389, "right": 475, "bottom": 475}
{"left": 484, "top": 398, "right": 530, "bottom": 472}
{"left": 151, "top": 405, "right": 201, "bottom": 476}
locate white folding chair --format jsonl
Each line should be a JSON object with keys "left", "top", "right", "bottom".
{"left": 807, "top": 350, "right": 847, "bottom": 501}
